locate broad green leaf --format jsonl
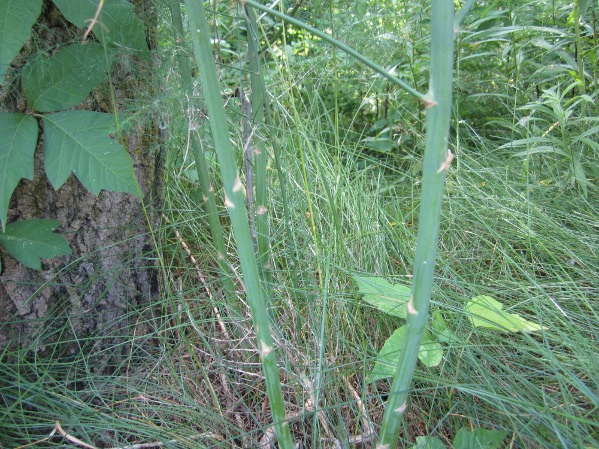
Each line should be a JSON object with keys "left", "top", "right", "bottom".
{"left": 0, "top": 0, "right": 43, "bottom": 82}
{"left": 453, "top": 427, "right": 508, "bottom": 449}
{"left": 52, "top": 0, "right": 147, "bottom": 52}
{"left": 361, "top": 136, "right": 395, "bottom": 152}
{"left": 0, "top": 219, "right": 71, "bottom": 270}
{"left": 419, "top": 330, "right": 444, "bottom": 368}
{"left": 22, "top": 43, "right": 111, "bottom": 113}
{"left": 466, "top": 295, "right": 544, "bottom": 333}
{"left": 353, "top": 275, "right": 410, "bottom": 319}
{"left": 0, "top": 113, "right": 38, "bottom": 231}
{"left": 409, "top": 436, "right": 446, "bottom": 449}
{"left": 368, "top": 327, "right": 443, "bottom": 383}
{"left": 43, "top": 111, "right": 139, "bottom": 196}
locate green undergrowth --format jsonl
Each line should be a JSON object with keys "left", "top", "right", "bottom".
{"left": 2, "top": 79, "right": 597, "bottom": 449}
{"left": 2, "top": 2, "right": 598, "bottom": 448}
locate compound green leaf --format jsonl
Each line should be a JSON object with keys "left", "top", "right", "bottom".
{"left": 453, "top": 427, "right": 508, "bottom": 449}
{"left": 0, "top": 113, "right": 38, "bottom": 231}
{"left": 52, "top": 0, "right": 147, "bottom": 52}
{"left": 43, "top": 111, "right": 139, "bottom": 196}
{"left": 22, "top": 43, "right": 111, "bottom": 113}
{"left": 0, "top": 219, "right": 71, "bottom": 270}
{"left": 368, "top": 327, "right": 443, "bottom": 383}
{"left": 0, "top": 0, "right": 43, "bottom": 82}
{"left": 353, "top": 275, "right": 410, "bottom": 319}
{"left": 466, "top": 295, "right": 544, "bottom": 333}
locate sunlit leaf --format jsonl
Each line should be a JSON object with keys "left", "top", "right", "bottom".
{"left": 353, "top": 275, "right": 410, "bottom": 319}
{"left": 466, "top": 295, "right": 544, "bottom": 333}
{"left": 419, "top": 330, "right": 444, "bottom": 367}
{"left": 368, "top": 327, "right": 443, "bottom": 383}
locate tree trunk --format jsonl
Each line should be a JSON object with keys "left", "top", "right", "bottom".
{"left": 0, "top": 0, "right": 163, "bottom": 369}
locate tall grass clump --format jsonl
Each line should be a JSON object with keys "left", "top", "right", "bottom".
{"left": 183, "top": 1, "right": 295, "bottom": 447}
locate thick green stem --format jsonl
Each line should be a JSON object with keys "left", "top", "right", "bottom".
{"left": 243, "top": 3, "right": 302, "bottom": 291}
{"left": 243, "top": 4, "right": 273, "bottom": 285}
{"left": 168, "top": 0, "right": 237, "bottom": 301}
{"left": 376, "top": 1, "right": 455, "bottom": 448}
{"left": 183, "top": 2, "right": 294, "bottom": 448}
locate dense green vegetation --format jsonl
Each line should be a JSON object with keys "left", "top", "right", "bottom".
{"left": 1, "top": 0, "right": 597, "bottom": 447}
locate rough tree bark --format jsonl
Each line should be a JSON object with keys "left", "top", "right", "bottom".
{"left": 0, "top": 0, "right": 163, "bottom": 366}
